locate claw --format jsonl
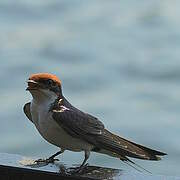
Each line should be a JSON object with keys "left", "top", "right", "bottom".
{"left": 35, "top": 158, "right": 59, "bottom": 164}
{"left": 47, "top": 158, "right": 59, "bottom": 163}
{"left": 69, "top": 163, "right": 89, "bottom": 174}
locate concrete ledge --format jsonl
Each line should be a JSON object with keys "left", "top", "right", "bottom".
{"left": 0, "top": 153, "right": 179, "bottom": 180}
{"left": 0, "top": 164, "right": 82, "bottom": 180}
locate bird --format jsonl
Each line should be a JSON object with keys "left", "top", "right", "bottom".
{"left": 24, "top": 72, "right": 167, "bottom": 172}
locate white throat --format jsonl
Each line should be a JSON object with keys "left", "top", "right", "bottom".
{"left": 30, "top": 89, "right": 58, "bottom": 106}
{"left": 30, "top": 89, "right": 58, "bottom": 128}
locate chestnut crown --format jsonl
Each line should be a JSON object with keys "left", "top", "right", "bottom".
{"left": 27, "top": 73, "right": 62, "bottom": 95}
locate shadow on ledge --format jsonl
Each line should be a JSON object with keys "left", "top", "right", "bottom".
{"left": 21, "top": 158, "right": 121, "bottom": 179}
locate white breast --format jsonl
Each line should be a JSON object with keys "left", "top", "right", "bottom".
{"left": 30, "top": 99, "right": 93, "bottom": 152}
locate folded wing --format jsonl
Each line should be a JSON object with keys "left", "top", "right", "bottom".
{"left": 52, "top": 107, "right": 166, "bottom": 161}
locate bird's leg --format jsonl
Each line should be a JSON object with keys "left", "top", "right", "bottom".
{"left": 70, "top": 151, "right": 90, "bottom": 173}
{"left": 79, "top": 151, "right": 90, "bottom": 168}
{"left": 35, "top": 149, "right": 64, "bottom": 164}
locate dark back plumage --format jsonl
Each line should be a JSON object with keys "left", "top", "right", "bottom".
{"left": 51, "top": 97, "right": 166, "bottom": 162}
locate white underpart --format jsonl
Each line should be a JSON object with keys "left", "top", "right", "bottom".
{"left": 30, "top": 89, "right": 94, "bottom": 152}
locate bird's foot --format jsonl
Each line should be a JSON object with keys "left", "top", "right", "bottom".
{"left": 35, "top": 157, "right": 59, "bottom": 165}
{"left": 69, "top": 163, "right": 89, "bottom": 174}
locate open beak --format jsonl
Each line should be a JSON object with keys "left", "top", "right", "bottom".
{"left": 26, "top": 80, "right": 39, "bottom": 91}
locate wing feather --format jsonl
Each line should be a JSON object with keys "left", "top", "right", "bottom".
{"left": 52, "top": 101, "right": 166, "bottom": 161}
{"left": 23, "top": 102, "right": 33, "bottom": 123}
{"left": 52, "top": 109, "right": 104, "bottom": 138}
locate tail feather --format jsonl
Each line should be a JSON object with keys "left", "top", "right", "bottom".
{"left": 96, "top": 129, "right": 167, "bottom": 161}
{"left": 121, "top": 137, "right": 167, "bottom": 156}
{"left": 92, "top": 148, "right": 152, "bottom": 173}
{"left": 123, "top": 156, "right": 152, "bottom": 174}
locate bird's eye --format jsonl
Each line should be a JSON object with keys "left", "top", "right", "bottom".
{"left": 46, "top": 79, "right": 55, "bottom": 86}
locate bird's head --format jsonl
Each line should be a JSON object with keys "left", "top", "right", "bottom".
{"left": 26, "top": 73, "right": 62, "bottom": 102}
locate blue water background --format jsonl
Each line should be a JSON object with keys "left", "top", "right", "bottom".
{"left": 0, "top": 0, "right": 180, "bottom": 176}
